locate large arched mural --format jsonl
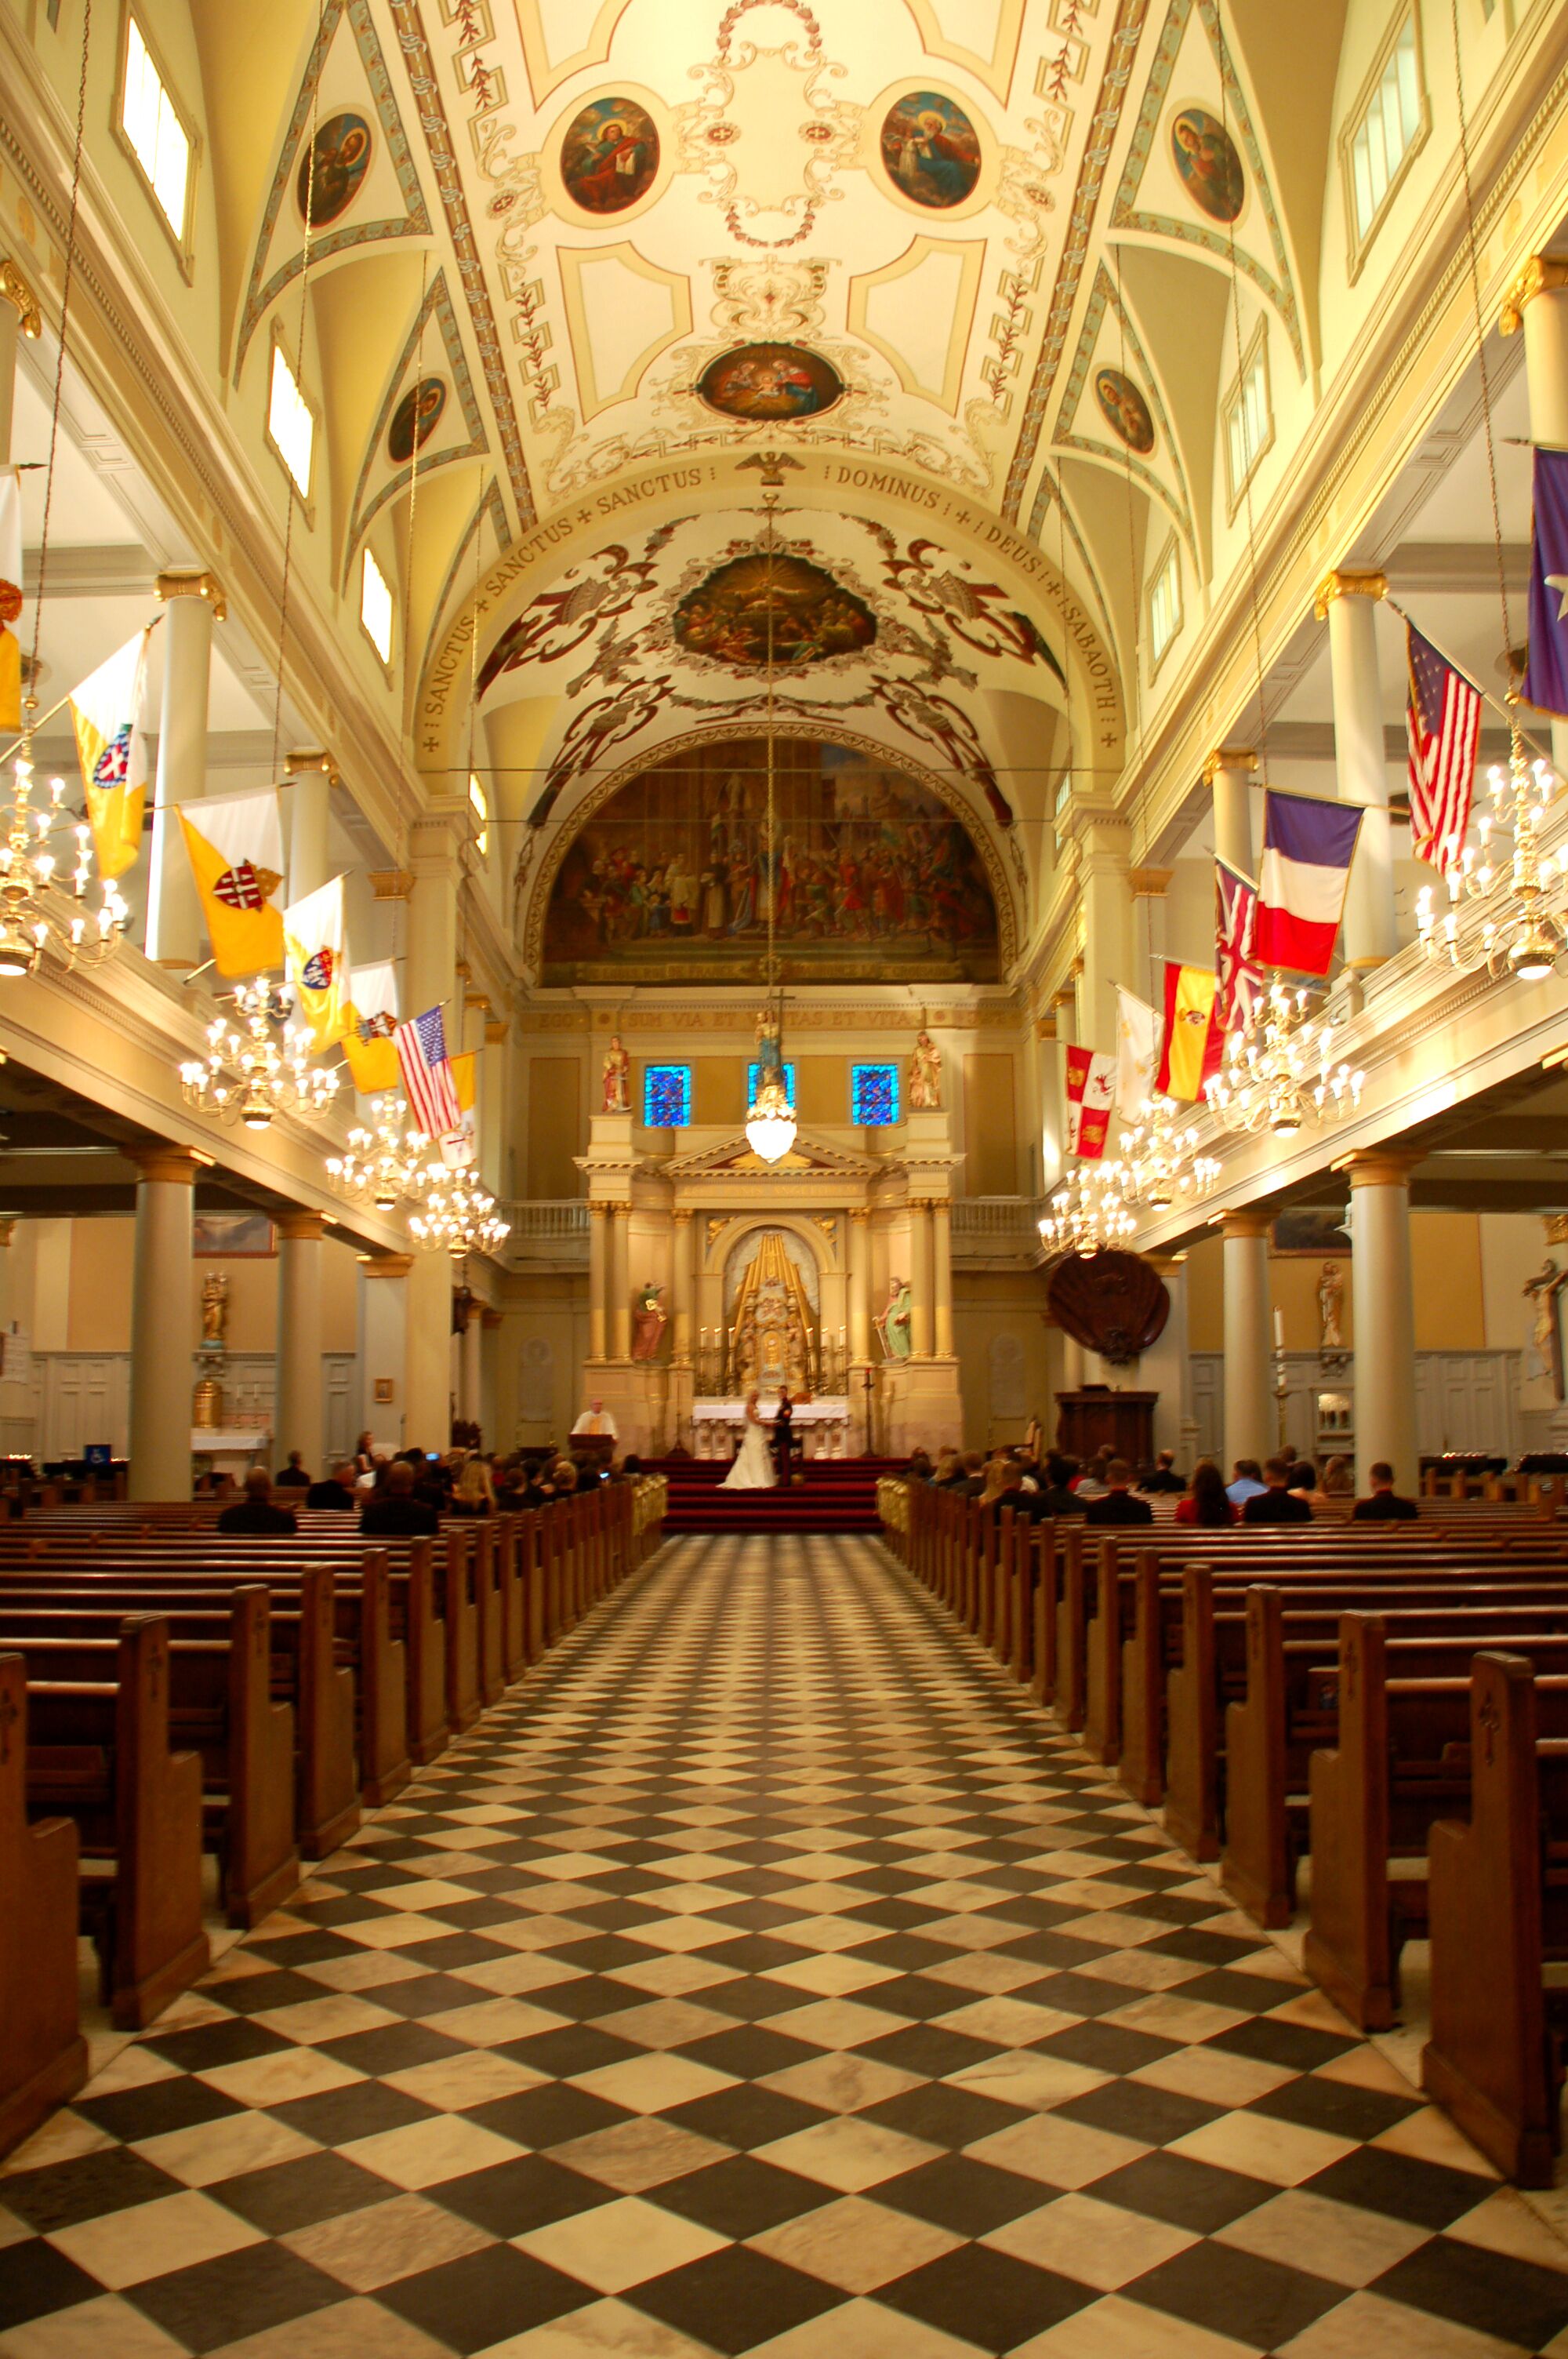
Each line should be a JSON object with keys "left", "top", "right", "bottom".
{"left": 540, "top": 736, "right": 1000, "bottom": 987}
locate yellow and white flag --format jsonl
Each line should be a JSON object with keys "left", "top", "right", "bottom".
{"left": 70, "top": 630, "right": 151, "bottom": 881}
{"left": 442, "top": 1049, "right": 477, "bottom": 1168}
{"left": 0, "top": 467, "right": 21, "bottom": 734}
{"left": 283, "top": 872, "right": 350, "bottom": 1049}
{"left": 177, "top": 787, "right": 285, "bottom": 977}
{"left": 342, "top": 958, "right": 401, "bottom": 1096}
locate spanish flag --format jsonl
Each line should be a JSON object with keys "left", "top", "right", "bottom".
{"left": 283, "top": 872, "right": 350, "bottom": 1049}
{"left": 177, "top": 787, "right": 285, "bottom": 977}
{"left": 70, "top": 630, "right": 151, "bottom": 881}
{"left": 342, "top": 958, "right": 401, "bottom": 1096}
{"left": 0, "top": 467, "right": 21, "bottom": 734}
{"left": 1156, "top": 961, "right": 1223, "bottom": 1103}
{"left": 442, "top": 1049, "right": 477, "bottom": 1168}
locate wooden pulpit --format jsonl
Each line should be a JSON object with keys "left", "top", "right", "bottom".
{"left": 1055, "top": 1387, "right": 1158, "bottom": 1467}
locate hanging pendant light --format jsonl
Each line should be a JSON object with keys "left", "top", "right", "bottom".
{"left": 1415, "top": 729, "right": 1568, "bottom": 980}
{"left": 744, "top": 490, "right": 797, "bottom": 1165}
{"left": 1203, "top": 976, "right": 1363, "bottom": 1138}
{"left": 1039, "top": 1161, "right": 1137, "bottom": 1258}
{"left": 1119, "top": 1096, "right": 1222, "bottom": 1209}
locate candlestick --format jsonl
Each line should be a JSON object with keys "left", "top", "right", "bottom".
{"left": 1272, "top": 1308, "right": 1284, "bottom": 1353}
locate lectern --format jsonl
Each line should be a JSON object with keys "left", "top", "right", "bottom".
{"left": 1055, "top": 1387, "right": 1158, "bottom": 1467}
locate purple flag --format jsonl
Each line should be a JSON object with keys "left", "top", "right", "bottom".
{"left": 1523, "top": 448, "right": 1568, "bottom": 718}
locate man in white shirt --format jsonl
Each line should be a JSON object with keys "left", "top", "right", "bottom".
{"left": 572, "top": 1398, "right": 619, "bottom": 1441}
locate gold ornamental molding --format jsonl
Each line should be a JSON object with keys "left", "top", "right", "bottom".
{"left": 129, "top": 1145, "right": 209, "bottom": 1186}
{"left": 483, "top": 1018, "right": 509, "bottom": 1045}
{"left": 1501, "top": 253, "right": 1568, "bottom": 335}
{"left": 154, "top": 569, "right": 227, "bottom": 623}
{"left": 1338, "top": 1145, "right": 1426, "bottom": 1189}
{"left": 1213, "top": 1207, "right": 1272, "bottom": 1239}
{"left": 369, "top": 870, "right": 413, "bottom": 900}
{"left": 1201, "top": 747, "right": 1258, "bottom": 785}
{"left": 1313, "top": 569, "right": 1388, "bottom": 620}
{"left": 359, "top": 1252, "right": 414, "bottom": 1279}
{"left": 285, "top": 747, "right": 343, "bottom": 791}
{"left": 0, "top": 259, "right": 41, "bottom": 338}
{"left": 1129, "top": 867, "right": 1173, "bottom": 899}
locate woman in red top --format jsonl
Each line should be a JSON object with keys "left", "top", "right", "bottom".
{"left": 1174, "top": 1459, "right": 1238, "bottom": 1527}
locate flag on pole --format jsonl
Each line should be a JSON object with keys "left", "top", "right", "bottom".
{"left": 394, "top": 1005, "right": 462, "bottom": 1142}
{"left": 343, "top": 960, "right": 401, "bottom": 1096}
{"left": 69, "top": 631, "right": 151, "bottom": 881}
{"left": 1215, "top": 859, "right": 1262, "bottom": 1034}
{"left": 1156, "top": 961, "right": 1223, "bottom": 1100}
{"left": 443, "top": 1050, "right": 478, "bottom": 1168}
{"left": 0, "top": 467, "right": 21, "bottom": 733}
{"left": 1254, "top": 789, "right": 1363, "bottom": 976}
{"left": 176, "top": 787, "right": 286, "bottom": 976}
{"left": 1065, "top": 1045, "right": 1116, "bottom": 1160}
{"left": 283, "top": 874, "right": 350, "bottom": 1050}
{"left": 1406, "top": 622, "right": 1481, "bottom": 872}
{"left": 1114, "top": 987, "right": 1160, "bottom": 1118}
{"left": 1523, "top": 447, "right": 1568, "bottom": 718}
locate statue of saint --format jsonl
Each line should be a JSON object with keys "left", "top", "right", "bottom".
{"left": 1525, "top": 1257, "right": 1568, "bottom": 1400}
{"left": 601, "top": 1033, "right": 630, "bottom": 1114}
{"left": 874, "top": 1276, "right": 913, "bottom": 1361}
{"left": 200, "top": 1270, "right": 229, "bottom": 1349}
{"left": 1317, "top": 1262, "right": 1345, "bottom": 1351}
{"left": 909, "top": 1028, "right": 942, "bottom": 1110}
{"left": 631, "top": 1281, "right": 667, "bottom": 1363}
{"left": 753, "top": 1008, "right": 783, "bottom": 1085}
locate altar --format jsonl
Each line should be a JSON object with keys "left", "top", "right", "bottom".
{"left": 692, "top": 1398, "right": 851, "bottom": 1459}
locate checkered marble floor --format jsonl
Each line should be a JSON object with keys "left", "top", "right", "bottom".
{"left": 5, "top": 1535, "right": 1568, "bottom": 2359}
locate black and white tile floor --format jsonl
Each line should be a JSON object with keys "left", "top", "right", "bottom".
{"left": 5, "top": 1532, "right": 1568, "bottom": 2358}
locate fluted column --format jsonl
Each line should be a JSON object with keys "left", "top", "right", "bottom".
{"left": 909, "top": 1198, "right": 935, "bottom": 1359}
{"left": 1221, "top": 1209, "right": 1273, "bottom": 1473}
{"left": 274, "top": 1210, "right": 325, "bottom": 1474}
{"left": 1504, "top": 256, "right": 1568, "bottom": 771}
{"left": 1348, "top": 1149, "right": 1421, "bottom": 1495}
{"left": 609, "top": 1201, "right": 631, "bottom": 1358}
{"left": 0, "top": 260, "right": 42, "bottom": 466}
{"left": 1204, "top": 747, "right": 1256, "bottom": 881}
{"left": 672, "top": 1209, "right": 694, "bottom": 1365}
{"left": 147, "top": 572, "right": 225, "bottom": 966}
{"left": 848, "top": 1206, "right": 872, "bottom": 1365}
{"left": 587, "top": 1204, "right": 609, "bottom": 1361}
{"left": 1316, "top": 571, "right": 1396, "bottom": 966}
{"left": 931, "top": 1199, "right": 953, "bottom": 1358}
{"left": 129, "top": 1148, "right": 201, "bottom": 1499}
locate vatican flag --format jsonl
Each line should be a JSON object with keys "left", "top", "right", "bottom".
{"left": 0, "top": 467, "right": 21, "bottom": 733}
{"left": 283, "top": 873, "right": 350, "bottom": 1049}
{"left": 70, "top": 630, "right": 151, "bottom": 881}
{"left": 177, "top": 787, "right": 286, "bottom": 977}
{"left": 442, "top": 1050, "right": 477, "bottom": 1168}
{"left": 343, "top": 959, "right": 401, "bottom": 1096}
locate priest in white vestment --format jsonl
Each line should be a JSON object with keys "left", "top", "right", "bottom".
{"left": 572, "top": 1399, "right": 619, "bottom": 1440}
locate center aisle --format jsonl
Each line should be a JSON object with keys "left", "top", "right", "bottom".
{"left": 4, "top": 1535, "right": 1568, "bottom": 2358}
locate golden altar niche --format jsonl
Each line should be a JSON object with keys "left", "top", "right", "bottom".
{"left": 729, "top": 1230, "right": 815, "bottom": 1398}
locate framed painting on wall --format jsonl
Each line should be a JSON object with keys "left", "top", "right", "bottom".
{"left": 192, "top": 1214, "right": 276, "bottom": 1259}
{"left": 1272, "top": 1209, "right": 1352, "bottom": 1256}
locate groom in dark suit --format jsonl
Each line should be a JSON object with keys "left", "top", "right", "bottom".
{"left": 772, "top": 1388, "right": 794, "bottom": 1485}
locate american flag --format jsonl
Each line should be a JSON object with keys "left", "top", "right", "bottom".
{"left": 394, "top": 1006, "right": 461, "bottom": 1140}
{"left": 1406, "top": 622, "right": 1482, "bottom": 872}
{"left": 1214, "top": 858, "right": 1262, "bottom": 1034}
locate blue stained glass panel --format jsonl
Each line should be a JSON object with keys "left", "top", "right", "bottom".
{"left": 644, "top": 1064, "right": 691, "bottom": 1128}
{"left": 747, "top": 1060, "right": 796, "bottom": 1108}
{"left": 851, "top": 1062, "right": 899, "bottom": 1126}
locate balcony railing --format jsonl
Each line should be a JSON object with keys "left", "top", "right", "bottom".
{"left": 503, "top": 1200, "right": 590, "bottom": 1246}
{"left": 950, "top": 1198, "right": 1047, "bottom": 1254}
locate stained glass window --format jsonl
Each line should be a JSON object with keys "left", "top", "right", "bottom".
{"left": 851, "top": 1063, "right": 899, "bottom": 1126}
{"left": 644, "top": 1065, "right": 691, "bottom": 1128}
{"left": 746, "top": 1060, "right": 795, "bottom": 1109}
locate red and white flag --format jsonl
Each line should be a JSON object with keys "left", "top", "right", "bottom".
{"left": 1406, "top": 622, "right": 1482, "bottom": 873}
{"left": 1214, "top": 859, "right": 1262, "bottom": 1034}
{"left": 1065, "top": 1045, "right": 1116, "bottom": 1160}
{"left": 394, "top": 1005, "right": 462, "bottom": 1142}
{"left": 1254, "top": 790, "right": 1362, "bottom": 978}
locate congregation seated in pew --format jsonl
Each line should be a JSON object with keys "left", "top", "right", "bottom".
{"left": 217, "top": 1467, "right": 299, "bottom": 1535}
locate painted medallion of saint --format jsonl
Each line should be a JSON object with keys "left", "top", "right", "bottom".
{"left": 696, "top": 343, "right": 843, "bottom": 423}
{"left": 1171, "top": 107, "right": 1246, "bottom": 224}
{"left": 1094, "top": 367, "right": 1156, "bottom": 454}
{"left": 880, "top": 90, "right": 982, "bottom": 209}
{"left": 298, "top": 111, "right": 372, "bottom": 227}
{"left": 561, "top": 96, "right": 659, "bottom": 215}
{"left": 389, "top": 376, "right": 447, "bottom": 465}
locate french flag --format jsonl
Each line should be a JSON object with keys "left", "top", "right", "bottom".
{"left": 1254, "top": 790, "right": 1363, "bottom": 977}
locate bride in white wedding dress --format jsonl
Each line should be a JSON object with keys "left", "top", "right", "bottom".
{"left": 721, "top": 1390, "right": 777, "bottom": 1491}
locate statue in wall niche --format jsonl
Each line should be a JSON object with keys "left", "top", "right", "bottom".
{"left": 601, "top": 1032, "right": 630, "bottom": 1114}
{"left": 200, "top": 1270, "right": 229, "bottom": 1350}
{"left": 1317, "top": 1263, "right": 1345, "bottom": 1352}
{"left": 632, "top": 1281, "right": 667, "bottom": 1363}
{"left": 909, "top": 1027, "right": 942, "bottom": 1110}
{"left": 875, "top": 1276, "right": 913, "bottom": 1361}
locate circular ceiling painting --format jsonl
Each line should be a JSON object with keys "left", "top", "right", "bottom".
{"left": 1095, "top": 368, "right": 1156, "bottom": 454}
{"left": 389, "top": 376, "right": 447, "bottom": 464}
{"left": 697, "top": 344, "right": 843, "bottom": 422}
{"left": 1171, "top": 107, "right": 1246, "bottom": 224}
{"left": 675, "top": 553, "right": 876, "bottom": 668}
{"left": 880, "top": 90, "right": 982, "bottom": 209}
{"left": 299, "top": 112, "right": 372, "bottom": 226}
{"left": 561, "top": 96, "right": 659, "bottom": 214}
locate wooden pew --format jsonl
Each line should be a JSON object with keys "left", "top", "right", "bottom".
{"left": 0, "top": 1655, "right": 88, "bottom": 2158}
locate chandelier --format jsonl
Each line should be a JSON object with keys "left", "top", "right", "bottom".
{"left": 0, "top": 754, "right": 131, "bottom": 978}
{"left": 408, "top": 1165, "right": 509, "bottom": 1259}
{"left": 1204, "top": 977, "right": 1363, "bottom": 1137}
{"left": 743, "top": 487, "right": 797, "bottom": 1166}
{"left": 180, "top": 979, "right": 339, "bottom": 1131}
{"left": 325, "top": 1096, "right": 433, "bottom": 1212}
{"left": 1119, "top": 1097, "right": 1222, "bottom": 1210}
{"left": 1415, "top": 729, "right": 1567, "bottom": 981}
{"left": 1039, "top": 1161, "right": 1137, "bottom": 1257}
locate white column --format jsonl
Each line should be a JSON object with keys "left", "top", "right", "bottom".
{"left": 1221, "top": 1209, "right": 1273, "bottom": 1472}
{"left": 671, "top": 1209, "right": 694, "bottom": 1365}
{"left": 931, "top": 1199, "right": 953, "bottom": 1358}
{"left": 1205, "top": 747, "right": 1256, "bottom": 882}
{"left": 403, "top": 817, "right": 463, "bottom": 1450}
{"left": 1077, "top": 821, "right": 1134, "bottom": 1056}
{"left": 1318, "top": 572, "right": 1396, "bottom": 967}
{"left": 357, "top": 1252, "right": 410, "bottom": 1450}
{"left": 909, "top": 1199, "right": 934, "bottom": 1359}
{"left": 1142, "top": 1252, "right": 1196, "bottom": 1463}
{"left": 274, "top": 1210, "right": 324, "bottom": 1474}
{"left": 146, "top": 573, "right": 223, "bottom": 967}
{"left": 1505, "top": 259, "right": 1568, "bottom": 772}
{"left": 608, "top": 1201, "right": 630, "bottom": 1358}
{"left": 588, "top": 1203, "right": 608, "bottom": 1361}
{"left": 462, "top": 1301, "right": 484, "bottom": 1433}
{"left": 129, "top": 1148, "right": 200, "bottom": 1500}
{"left": 1348, "top": 1150, "right": 1420, "bottom": 1495}
{"left": 0, "top": 262, "right": 41, "bottom": 464}
{"left": 285, "top": 751, "right": 335, "bottom": 905}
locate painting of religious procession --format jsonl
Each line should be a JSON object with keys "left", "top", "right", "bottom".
{"left": 1171, "top": 107, "right": 1246, "bottom": 224}
{"left": 542, "top": 736, "right": 1000, "bottom": 985}
{"left": 674, "top": 554, "right": 876, "bottom": 669}
{"left": 299, "top": 112, "right": 371, "bottom": 225}
{"left": 1095, "top": 368, "right": 1156, "bottom": 453}
{"left": 880, "top": 91, "right": 982, "bottom": 209}
{"left": 561, "top": 95, "right": 659, "bottom": 215}
{"left": 696, "top": 344, "right": 844, "bottom": 422}
{"left": 388, "top": 376, "right": 447, "bottom": 464}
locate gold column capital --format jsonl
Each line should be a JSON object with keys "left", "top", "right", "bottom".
{"left": 369, "top": 870, "right": 414, "bottom": 900}
{"left": 1501, "top": 253, "right": 1568, "bottom": 335}
{"left": 0, "top": 1217, "right": 17, "bottom": 1249}
{"left": 0, "top": 260, "right": 42, "bottom": 338}
{"left": 1216, "top": 1207, "right": 1272, "bottom": 1239}
{"left": 154, "top": 568, "right": 227, "bottom": 623}
{"left": 484, "top": 1018, "right": 509, "bottom": 1045}
{"left": 130, "top": 1145, "right": 207, "bottom": 1186}
{"left": 1313, "top": 569, "right": 1388, "bottom": 620}
{"left": 360, "top": 1252, "right": 414, "bottom": 1278}
{"left": 850, "top": 1205, "right": 871, "bottom": 1225}
{"left": 276, "top": 1209, "right": 325, "bottom": 1242}
{"left": 1338, "top": 1146, "right": 1424, "bottom": 1189}
{"left": 673, "top": 1207, "right": 693, "bottom": 1227}
{"left": 481, "top": 1307, "right": 503, "bottom": 1329}
{"left": 285, "top": 746, "right": 342, "bottom": 791}
{"left": 1128, "top": 867, "right": 1173, "bottom": 899}
{"left": 1202, "top": 747, "right": 1257, "bottom": 785}
{"left": 589, "top": 1201, "right": 612, "bottom": 1220}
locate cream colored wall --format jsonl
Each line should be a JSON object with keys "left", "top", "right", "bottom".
{"left": 1188, "top": 1212, "right": 1495, "bottom": 1357}
{"left": 1480, "top": 1212, "right": 1558, "bottom": 1412}
{"left": 5, "top": 1216, "right": 362, "bottom": 1355}
{"left": 953, "top": 1273, "right": 1054, "bottom": 1448}
{"left": 498, "top": 1278, "right": 588, "bottom": 1447}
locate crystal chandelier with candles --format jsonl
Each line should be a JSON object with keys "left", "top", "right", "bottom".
{"left": 1204, "top": 977, "right": 1363, "bottom": 1138}
{"left": 1119, "top": 1097, "right": 1222, "bottom": 1211}
{"left": 1039, "top": 1161, "right": 1137, "bottom": 1258}
{"left": 408, "top": 1165, "right": 510, "bottom": 1259}
{"left": 1414, "top": 729, "right": 1568, "bottom": 982}
{"left": 325, "top": 1096, "right": 434, "bottom": 1212}
{"left": 0, "top": 752, "right": 131, "bottom": 976}
{"left": 180, "top": 980, "right": 339, "bottom": 1131}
